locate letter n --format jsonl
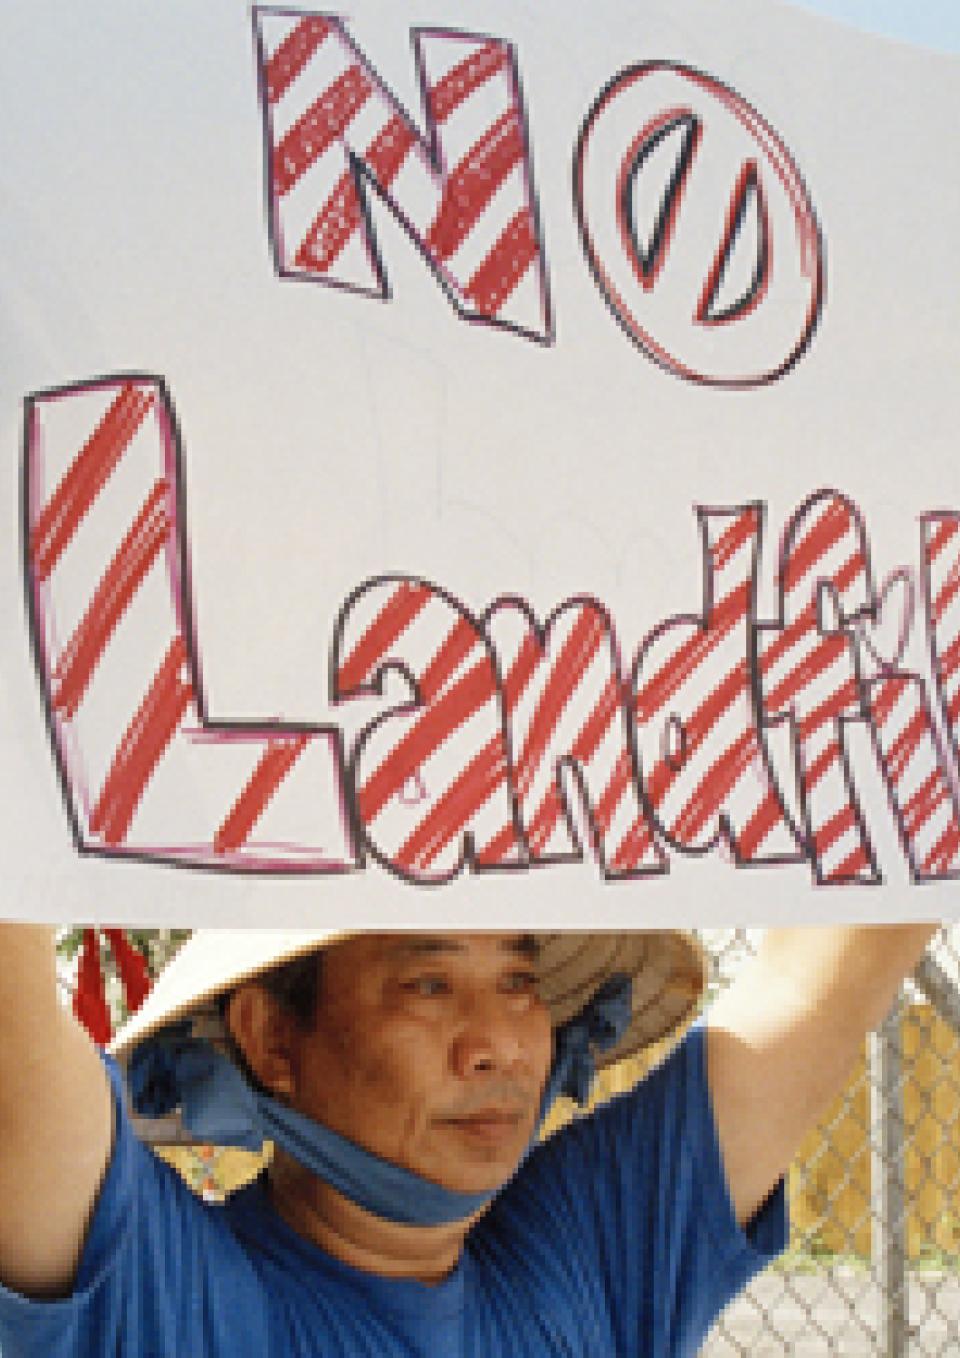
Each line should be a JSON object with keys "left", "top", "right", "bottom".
{"left": 24, "top": 375, "right": 356, "bottom": 871}
{"left": 253, "top": 9, "right": 552, "bottom": 342}
{"left": 485, "top": 597, "right": 666, "bottom": 876}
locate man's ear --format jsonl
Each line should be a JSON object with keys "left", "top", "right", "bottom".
{"left": 224, "top": 985, "right": 298, "bottom": 1099}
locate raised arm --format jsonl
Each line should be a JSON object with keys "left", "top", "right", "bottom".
{"left": 0, "top": 924, "right": 114, "bottom": 1297}
{"left": 706, "top": 923, "right": 937, "bottom": 1229}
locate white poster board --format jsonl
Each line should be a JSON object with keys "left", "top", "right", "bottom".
{"left": 1, "top": 0, "right": 958, "bottom": 927}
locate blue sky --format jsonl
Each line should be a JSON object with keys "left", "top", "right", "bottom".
{"left": 786, "top": 0, "right": 960, "bottom": 54}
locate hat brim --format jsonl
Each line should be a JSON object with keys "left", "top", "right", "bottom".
{"left": 110, "top": 929, "right": 354, "bottom": 1060}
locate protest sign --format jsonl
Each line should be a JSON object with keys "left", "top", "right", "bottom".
{"left": 1, "top": 0, "right": 958, "bottom": 927}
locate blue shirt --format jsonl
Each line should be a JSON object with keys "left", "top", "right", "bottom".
{"left": 0, "top": 1025, "right": 786, "bottom": 1357}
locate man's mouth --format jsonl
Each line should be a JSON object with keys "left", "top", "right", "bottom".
{"left": 439, "top": 1110, "right": 526, "bottom": 1144}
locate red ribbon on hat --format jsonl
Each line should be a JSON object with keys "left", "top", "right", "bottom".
{"left": 73, "top": 929, "right": 152, "bottom": 1046}
{"left": 104, "top": 928, "right": 152, "bottom": 1013}
{"left": 73, "top": 929, "right": 112, "bottom": 1046}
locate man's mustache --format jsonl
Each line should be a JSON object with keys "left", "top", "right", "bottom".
{"left": 436, "top": 1082, "right": 540, "bottom": 1120}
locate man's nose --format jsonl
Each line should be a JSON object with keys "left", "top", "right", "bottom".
{"left": 450, "top": 990, "right": 524, "bottom": 1077}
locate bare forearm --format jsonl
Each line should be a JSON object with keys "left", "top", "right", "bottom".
{"left": 753, "top": 922, "right": 937, "bottom": 1033}
{"left": 708, "top": 922, "right": 938, "bottom": 1228}
{"left": 0, "top": 923, "right": 113, "bottom": 1297}
{"left": 0, "top": 923, "right": 59, "bottom": 1011}
{"left": 0, "top": 925, "right": 64, "bottom": 1119}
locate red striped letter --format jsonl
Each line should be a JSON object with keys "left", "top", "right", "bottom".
{"left": 574, "top": 62, "right": 822, "bottom": 385}
{"left": 24, "top": 375, "right": 356, "bottom": 872}
{"left": 485, "top": 597, "right": 665, "bottom": 877}
{"left": 632, "top": 506, "right": 800, "bottom": 864}
{"left": 253, "top": 10, "right": 551, "bottom": 343}
{"left": 756, "top": 493, "right": 878, "bottom": 883}
{"left": 757, "top": 493, "right": 960, "bottom": 884}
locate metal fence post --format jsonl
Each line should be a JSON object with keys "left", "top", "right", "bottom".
{"left": 914, "top": 952, "right": 960, "bottom": 1037}
{"left": 870, "top": 993, "right": 908, "bottom": 1358}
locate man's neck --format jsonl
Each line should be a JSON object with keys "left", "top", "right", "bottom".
{"left": 265, "top": 1151, "right": 481, "bottom": 1285}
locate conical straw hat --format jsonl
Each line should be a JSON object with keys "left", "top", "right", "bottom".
{"left": 111, "top": 928, "right": 706, "bottom": 1138}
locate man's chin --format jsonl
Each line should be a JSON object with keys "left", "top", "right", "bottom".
{"left": 431, "top": 1162, "right": 523, "bottom": 1198}
{"left": 426, "top": 1127, "right": 532, "bottom": 1195}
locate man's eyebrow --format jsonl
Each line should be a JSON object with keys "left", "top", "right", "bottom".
{"left": 504, "top": 934, "right": 540, "bottom": 961}
{"left": 388, "top": 937, "right": 466, "bottom": 957}
{"left": 386, "top": 935, "right": 540, "bottom": 959}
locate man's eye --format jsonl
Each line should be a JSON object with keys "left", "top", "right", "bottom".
{"left": 404, "top": 975, "right": 450, "bottom": 997}
{"left": 501, "top": 970, "right": 538, "bottom": 994}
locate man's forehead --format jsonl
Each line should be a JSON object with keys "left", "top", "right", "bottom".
{"left": 380, "top": 933, "right": 540, "bottom": 961}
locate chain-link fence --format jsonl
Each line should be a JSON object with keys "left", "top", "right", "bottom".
{"left": 701, "top": 927, "right": 960, "bottom": 1357}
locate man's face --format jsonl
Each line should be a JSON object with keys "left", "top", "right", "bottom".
{"left": 287, "top": 933, "right": 553, "bottom": 1195}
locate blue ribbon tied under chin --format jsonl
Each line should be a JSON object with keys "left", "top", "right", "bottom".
{"left": 545, "top": 972, "right": 633, "bottom": 1108}
{"left": 127, "top": 972, "right": 633, "bottom": 1225}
